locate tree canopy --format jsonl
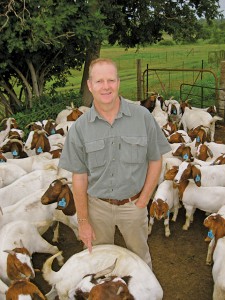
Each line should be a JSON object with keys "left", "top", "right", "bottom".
{"left": 0, "top": 0, "right": 222, "bottom": 116}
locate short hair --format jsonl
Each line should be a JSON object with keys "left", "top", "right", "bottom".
{"left": 88, "top": 58, "right": 119, "bottom": 79}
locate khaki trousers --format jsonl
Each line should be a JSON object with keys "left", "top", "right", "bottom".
{"left": 88, "top": 195, "right": 152, "bottom": 268}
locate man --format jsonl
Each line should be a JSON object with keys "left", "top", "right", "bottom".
{"left": 59, "top": 58, "right": 171, "bottom": 268}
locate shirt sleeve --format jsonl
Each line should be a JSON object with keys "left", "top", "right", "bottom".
{"left": 58, "top": 122, "right": 88, "bottom": 174}
{"left": 145, "top": 113, "right": 172, "bottom": 161}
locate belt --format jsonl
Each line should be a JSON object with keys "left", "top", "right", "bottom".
{"left": 99, "top": 192, "right": 141, "bottom": 206}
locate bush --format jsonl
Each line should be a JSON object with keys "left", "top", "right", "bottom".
{"left": 11, "top": 91, "right": 83, "bottom": 132}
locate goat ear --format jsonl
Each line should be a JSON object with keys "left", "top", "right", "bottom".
{"left": 149, "top": 202, "right": 156, "bottom": 217}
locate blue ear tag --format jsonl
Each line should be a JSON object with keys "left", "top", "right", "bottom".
{"left": 208, "top": 230, "right": 214, "bottom": 239}
{"left": 196, "top": 136, "right": 200, "bottom": 142}
{"left": 58, "top": 198, "right": 67, "bottom": 208}
{"left": 183, "top": 153, "right": 189, "bottom": 160}
{"left": 12, "top": 150, "right": 18, "bottom": 156}
{"left": 51, "top": 129, "right": 56, "bottom": 135}
{"left": 37, "top": 147, "right": 43, "bottom": 153}
{"left": 172, "top": 109, "right": 177, "bottom": 115}
{"left": 195, "top": 174, "right": 201, "bottom": 182}
{"left": 167, "top": 210, "right": 170, "bottom": 217}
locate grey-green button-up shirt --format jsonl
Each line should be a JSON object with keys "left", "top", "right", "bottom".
{"left": 58, "top": 97, "right": 171, "bottom": 200}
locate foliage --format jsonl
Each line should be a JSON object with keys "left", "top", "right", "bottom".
{"left": 11, "top": 91, "right": 82, "bottom": 133}
{"left": 0, "top": 0, "right": 222, "bottom": 116}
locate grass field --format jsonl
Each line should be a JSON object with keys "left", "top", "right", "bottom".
{"left": 55, "top": 43, "right": 225, "bottom": 105}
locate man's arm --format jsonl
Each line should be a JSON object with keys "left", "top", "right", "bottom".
{"left": 72, "top": 172, "right": 95, "bottom": 252}
{"left": 136, "top": 158, "right": 162, "bottom": 208}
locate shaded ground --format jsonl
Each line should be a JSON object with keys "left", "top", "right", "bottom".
{"left": 32, "top": 122, "right": 225, "bottom": 299}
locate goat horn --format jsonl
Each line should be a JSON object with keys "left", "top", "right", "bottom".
{"left": 207, "top": 148, "right": 214, "bottom": 158}
{"left": 37, "top": 129, "right": 48, "bottom": 135}
{"left": 7, "top": 139, "right": 24, "bottom": 146}
{"left": 25, "top": 122, "right": 35, "bottom": 128}
{"left": 62, "top": 181, "right": 72, "bottom": 185}
{"left": 4, "top": 250, "right": 16, "bottom": 255}
{"left": 0, "top": 207, "right": 3, "bottom": 215}
{"left": 94, "top": 258, "right": 117, "bottom": 279}
{"left": 19, "top": 239, "right": 25, "bottom": 248}
{"left": 116, "top": 286, "right": 124, "bottom": 295}
{"left": 0, "top": 118, "right": 7, "bottom": 125}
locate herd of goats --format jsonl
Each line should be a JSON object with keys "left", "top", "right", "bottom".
{"left": 0, "top": 93, "right": 225, "bottom": 299}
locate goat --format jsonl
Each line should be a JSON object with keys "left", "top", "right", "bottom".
{"left": 212, "top": 236, "right": 225, "bottom": 300}
{"left": 41, "top": 178, "right": 79, "bottom": 241}
{"left": 0, "top": 188, "right": 59, "bottom": 235}
{"left": 55, "top": 103, "right": 84, "bottom": 124}
{"left": 0, "top": 118, "right": 17, "bottom": 145}
{"left": 178, "top": 106, "right": 223, "bottom": 141}
{"left": 42, "top": 244, "right": 163, "bottom": 300}
{"left": 204, "top": 211, "right": 225, "bottom": 266}
{"left": 87, "top": 277, "right": 134, "bottom": 300}
{"left": 174, "top": 179, "right": 225, "bottom": 230}
{"left": 173, "top": 161, "right": 225, "bottom": 187}
{"left": 0, "top": 138, "right": 28, "bottom": 159}
{"left": 167, "top": 130, "right": 191, "bottom": 144}
{"left": 68, "top": 260, "right": 134, "bottom": 300}
{"left": 0, "top": 220, "right": 64, "bottom": 285}
{"left": 5, "top": 279, "right": 46, "bottom": 300}
{"left": 152, "top": 96, "right": 168, "bottom": 128}
{"left": 148, "top": 179, "right": 180, "bottom": 237}
{"left": 0, "top": 163, "right": 27, "bottom": 188}
{"left": 0, "top": 168, "right": 59, "bottom": 208}
{"left": 5, "top": 152, "right": 53, "bottom": 173}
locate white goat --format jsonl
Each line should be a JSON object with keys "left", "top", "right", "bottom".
{"left": 0, "top": 168, "right": 59, "bottom": 208}
{"left": 174, "top": 161, "right": 225, "bottom": 187}
{"left": 0, "top": 118, "right": 15, "bottom": 145}
{"left": 212, "top": 236, "right": 225, "bottom": 300}
{"left": 179, "top": 106, "right": 223, "bottom": 141}
{"left": 6, "top": 152, "right": 53, "bottom": 173}
{"left": 0, "top": 220, "right": 64, "bottom": 285}
{"left": 42, "top": 244, "right": 163, "bottom": 300}
{"left": 175, "top": 179, "right": 225, "bottom": 230}
{"left": 148, "top": 179, "right": 180, "bottom": 237}
{"left": 0, "top": 163, "right": 27, "bottom": 188}
{"left": 152, "top": 97, "right": 168, "bottom": 128}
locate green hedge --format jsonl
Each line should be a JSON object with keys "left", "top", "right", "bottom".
{"left": 11, "top": 91, "right": 83, "bottom": 131}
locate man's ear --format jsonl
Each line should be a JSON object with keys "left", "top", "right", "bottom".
{"left": 87, "top": 79, "right": 92, "bottom": 92}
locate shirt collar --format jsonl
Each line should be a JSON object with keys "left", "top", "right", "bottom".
{"left": 88, "top": 96, "right": 132, "bottom": 123}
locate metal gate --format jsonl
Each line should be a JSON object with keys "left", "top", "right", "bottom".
{"left": 142, "top": 65, "right": 218, "bottom": 108}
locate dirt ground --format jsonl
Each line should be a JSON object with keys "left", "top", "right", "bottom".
{"left": 32, "top": 122, "right": 225, "bottom": 300}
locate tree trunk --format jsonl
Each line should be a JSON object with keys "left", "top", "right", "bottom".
{"left": 26, "top": 58, "right": 40, "bottom": 97}
{"left": 80, "top": 42, "right": 101, "bottom": 107}
{"left": 9, "top": 63, "right": 33, "bottom": 108}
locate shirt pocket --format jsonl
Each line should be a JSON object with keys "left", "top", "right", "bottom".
{"left": 120, "top": 136, "right": 147, "bottom": 163}
{"left": 85, "top": 139, "right": 106, "bottom": 169}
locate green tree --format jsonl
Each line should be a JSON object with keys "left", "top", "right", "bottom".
{"left": 0, "top": 0, "right": 222, "bottom": 115}
{"left": 0, "top": 0, "right": 107, "bottom": 115}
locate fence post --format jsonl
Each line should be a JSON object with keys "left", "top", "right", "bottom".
{"left": 137, "top": 59, "right": 142, "bottom": 101}
{"left": 219, "top": 61, "right": 225, "bottom": 121}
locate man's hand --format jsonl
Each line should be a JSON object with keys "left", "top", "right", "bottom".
{"left": 78, "top": 221, "right": 96, "bottom": 253}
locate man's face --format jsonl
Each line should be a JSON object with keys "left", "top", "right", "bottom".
{"left": 87, "top": 62, "right": 120, "bottom": 106}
